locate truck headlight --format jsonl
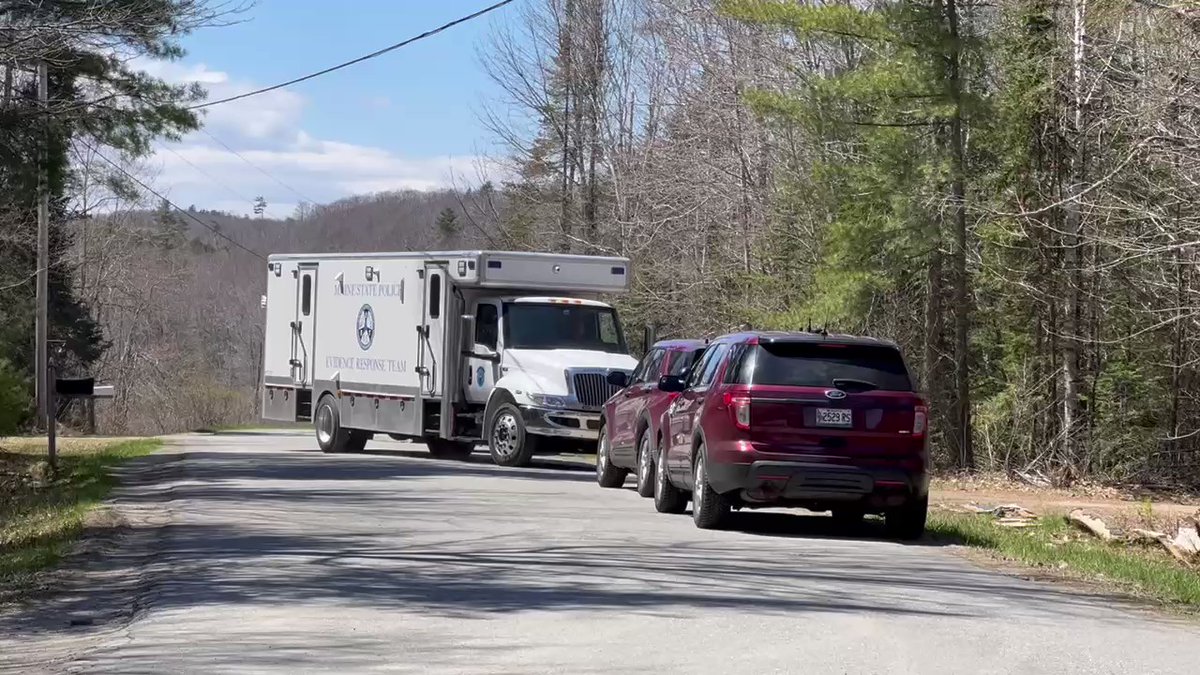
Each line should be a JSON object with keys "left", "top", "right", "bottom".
{"left": 528, "top": 393, "right": 570, "bottom": 409}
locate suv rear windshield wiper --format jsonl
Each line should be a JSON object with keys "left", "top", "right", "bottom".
{"left": 832, "top": 378, "right": 880, "bottom": 393}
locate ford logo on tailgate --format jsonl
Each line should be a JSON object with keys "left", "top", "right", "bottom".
{"left": 824, "top": 389, "right": 847, "bottom": 400}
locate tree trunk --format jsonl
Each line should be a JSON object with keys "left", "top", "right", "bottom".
{"left": 558, "top": 0, "right": 576, "bottom": 252}
{"left": 1061, "top": 0, "right": 1087, "bottom": 476}
{"left": 945, "top": 0, "right": 973, "bottom": 470}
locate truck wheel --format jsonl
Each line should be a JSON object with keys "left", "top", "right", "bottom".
{"left": 488, "top": 402, "right": 537, "bottom": 467}
{"left": 595, "top": 421, "right": 628, "bottom": 488}
{"left": 691, "top": 447, "right": 731, "bottom": 529}
{"left": 653, "top": 439, "right": 687, "bottom": 514}
{"left": 315, "top": 394, "right": 364, "bottom": 454}
{"left": 884, "top": 496, "right": 928, "bottom": 540}
{"left": 635, "top": 429, "right": 655, "bottom": 498}
{"left": 427, "top": 437, "right": 474, "bottom": 460}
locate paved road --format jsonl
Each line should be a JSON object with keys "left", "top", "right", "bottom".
{"left": 3, "top": 431, "right": 1199, "bottom": 674}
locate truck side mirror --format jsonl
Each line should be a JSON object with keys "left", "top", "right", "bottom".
{"left": 657, "top": 375, "right": 687, "bottom": 393}
{"left": 460, "top": 312, "right": 475, "bottom": 348}
{"left": 606, "top": 371, "right": 629, "bottom": 388}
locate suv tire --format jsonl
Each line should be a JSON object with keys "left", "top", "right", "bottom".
{"left": 635, "top": 428, "right": 655, "bottom": 498}
{"left": 488, "top": 402, "right": 537, "bottom": 467}
{"left": 596, "top": 421, "right": 628, "bottom": 488}
{"left": 691, "top": 447, "right": 731, "bottom": 529}
{"left": 885, "top": 496, "right": 928, "bottom": 540}
{"left": 653, "top": 440, "right": 687, "bottom": 514}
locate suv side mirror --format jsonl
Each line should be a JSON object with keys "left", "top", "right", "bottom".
{"left": 606, "top": 371, "right": 629, "bottom": 388}
{"left": 657, "top": 375, "right": 687, "bottom": 393}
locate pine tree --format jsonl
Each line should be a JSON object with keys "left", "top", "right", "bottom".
{"left": 0, "top": 0, "right": 208, "bottom": 421}
{"left": 436, "top": 207, "right": 461, "bottom": 240}
{"left": 722, "top": 0, "right": 985, "bottom": 468}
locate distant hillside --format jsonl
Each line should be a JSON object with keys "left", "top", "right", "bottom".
{"left": 75, "top": 187, "right": 501, "bottom": 435}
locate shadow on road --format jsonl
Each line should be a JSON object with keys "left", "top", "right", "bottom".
{"left": 0, "top": 436, "right": 1141, "bottom": 642}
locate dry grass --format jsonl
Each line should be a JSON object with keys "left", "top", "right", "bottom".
{"left": 0, "top": 438, "right": 161, "bottom": 590}
{"left": 929, "top": 511, "right": 1200, "bottom": 610}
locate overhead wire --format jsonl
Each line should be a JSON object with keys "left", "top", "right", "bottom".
{"left": 82, "top": 141, "right": 268, "bottom": 261}
{"left": 159, "top": 142, "right": 259, "bottom": 207}
{"left": 187, "top": 0, "right": 516, "bottom": 111}
{"left": 196, "top": 127, "right": 319, "bottom": 206}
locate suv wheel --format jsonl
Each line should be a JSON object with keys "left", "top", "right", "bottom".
{"left": 691, "top": 447, "right": 731, "bottom": 529}
{"left": 488, "top": 403, "right": 537, "bottom": 467}
{"left": 884, "top": 496, "right": 928, "bottom": 540}
{"left": 596, "top": 422, "right": 628, "bottom": 488}
{"left": 653, "top": 439, "right": 687, "bottom": 514}
{"left": 635, "top": 430, "right": 655, "bottom": 498}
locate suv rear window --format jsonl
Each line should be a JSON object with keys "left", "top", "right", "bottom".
{"left": 736, "top": 342, "right": 913, "bottom": 391}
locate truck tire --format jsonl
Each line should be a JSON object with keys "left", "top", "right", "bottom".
{"left": 427, "top": 437, "right": 474, "bottom": 460}
{"left": 884, "top": 496, "right": 928, "bottom": 540}
{"left": 653, "top": 439, "right": 687, "bottom": 514}
{"left": 487, "top": 402, "right": 537, "bottom": 467}
{"left": 314, "top": 394, "right": 368, "bottom": 454}
{"left": 691, "top": 446, "right": 731, "bottom": 529}
{"left": 595, "top": 421, "right": 628, "bottom": 488}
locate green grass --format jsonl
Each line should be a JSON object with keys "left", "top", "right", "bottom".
{"left": 0, "top": 438, "right": 162, "bottom": 587}
{"left": 929, "top": 511, "right": 1200, "bottom": 608}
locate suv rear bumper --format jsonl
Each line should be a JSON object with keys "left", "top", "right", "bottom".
{"left": 706, "top": 459, "right": 928, "bottom": 506}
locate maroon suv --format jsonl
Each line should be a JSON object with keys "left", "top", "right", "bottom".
{"left": 596, "top": 339, "right": 707, "bottom": 497}
{"left": 653, "top": 331, "right": 929, "bottom": 538}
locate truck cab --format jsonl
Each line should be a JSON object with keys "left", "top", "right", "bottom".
{"left": 468, "top": 296, "right": 637, "bottom": 466}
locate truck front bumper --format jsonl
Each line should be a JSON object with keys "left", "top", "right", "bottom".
{"left": 519, "top": 405, "right": 602, "bottom": 441}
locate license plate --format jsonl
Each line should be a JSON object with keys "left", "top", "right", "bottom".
{"left": 814, "top": 408, "right": 852, "bottom": 428}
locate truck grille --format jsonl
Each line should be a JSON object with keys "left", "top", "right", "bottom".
{"left": 573, "top": 372, "right": 620, "bottom": 408}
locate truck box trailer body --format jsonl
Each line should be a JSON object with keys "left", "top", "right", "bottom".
{"left": 261, "top": 251, "right": 638, "bottom": 465}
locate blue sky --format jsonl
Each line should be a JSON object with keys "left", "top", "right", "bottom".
{"left": 144, "top": 0, "right": 517, "bottom": 218}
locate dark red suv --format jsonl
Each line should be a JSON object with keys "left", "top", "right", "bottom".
{"left": 596, "top": 339, "right": 707, "bottom": 497}
{"left": 653, "top": 332, "right": 929, "bottom": 538}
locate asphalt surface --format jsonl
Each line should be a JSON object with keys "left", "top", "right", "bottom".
{"left": 3, "top": 431, "right": 1200, "bottom": 674}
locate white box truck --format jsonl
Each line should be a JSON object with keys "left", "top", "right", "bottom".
{"left": 260, "top": 250, "right": 638, "bottom": 466}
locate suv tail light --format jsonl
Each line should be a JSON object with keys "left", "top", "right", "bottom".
{"left": 724, "top": 392, "right": 751, "bottom": 430}
{"left": 913, "top": 405, "right": 928, "bottom": 437}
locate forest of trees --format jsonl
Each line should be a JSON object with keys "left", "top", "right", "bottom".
{"left": 5, "top": 0, "right": 1200, "bottom": 487}
{"left": 476, "top": 0, "right": 1200, "bottom": 486}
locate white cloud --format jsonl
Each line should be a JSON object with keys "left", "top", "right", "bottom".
{"left": 136, "top": 61, "right": 490, "bottom": 218}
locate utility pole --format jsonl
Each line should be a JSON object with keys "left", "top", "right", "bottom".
{"left": 35, "top": 61, "right": 49, "bottom": 427}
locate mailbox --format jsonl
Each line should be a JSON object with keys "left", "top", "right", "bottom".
{"left": 55, "top": 377, "right": 95, "bottom": 397}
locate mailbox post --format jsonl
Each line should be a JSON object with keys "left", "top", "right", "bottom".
{"left": 48, "top": 374, "right": 115, "bottom": 473}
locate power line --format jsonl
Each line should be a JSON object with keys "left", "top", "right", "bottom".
{"left": 189, "top": 0, "right": 516, "bottom": 111}
{"left": 159, "top": 142, "right": 258, "bottom": 207}
{"left": 83, "top": 142, "right": 268, "bottom": 261}
{"left": 197, "top": 127, "right": 319, "bottom": 206}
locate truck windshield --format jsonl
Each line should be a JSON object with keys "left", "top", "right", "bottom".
{"left": 504, "top": 303, "right": 628, "bottom": 353}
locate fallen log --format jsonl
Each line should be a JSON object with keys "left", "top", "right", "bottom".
{"left": 1068, "top": 509, "right": 1115, "bottom": 541}
{"left": 1130, "top": 528, "right": 1195, "bottom": 568}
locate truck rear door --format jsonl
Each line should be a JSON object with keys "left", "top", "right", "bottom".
{"left": 291, "top": 264, "right": 318, "bottom": 386}
{"left": 419, "top": 264, "right": 446, "bottom": 397}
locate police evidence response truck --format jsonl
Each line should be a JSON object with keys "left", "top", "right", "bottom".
{"left": 260, "top": 251, "right": 638, "bottom": 466}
